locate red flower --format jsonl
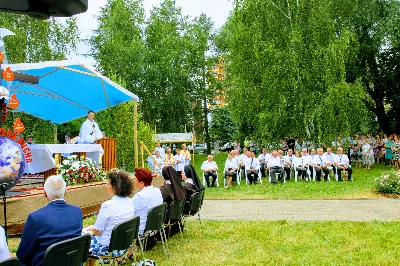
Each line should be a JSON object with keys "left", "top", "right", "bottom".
{"left": 67, "top": 171, "right": 71, "bottom": 175}
{"left": 77, "top": 180, "right": 81, "bottom": 183}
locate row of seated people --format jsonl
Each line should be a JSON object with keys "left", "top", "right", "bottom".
{"left": 0, "top": 166, "right": 204, "bottom": 265}
{"left": 220, "top": 147, "right": 353, "bottom": 186}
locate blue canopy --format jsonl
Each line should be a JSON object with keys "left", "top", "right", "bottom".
{"left": 1, "top": 60, "right": 139, "bottom": 124}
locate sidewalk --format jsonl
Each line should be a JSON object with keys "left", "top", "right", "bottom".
{"left": 199, "top": 199, "right": 400, "bottom": 221}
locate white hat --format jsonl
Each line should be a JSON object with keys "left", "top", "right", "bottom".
{"left": 0, "top": 86, "right": 9, "bottom": 100}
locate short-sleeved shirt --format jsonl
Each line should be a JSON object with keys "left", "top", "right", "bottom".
{"left": 93, "top": 196, "right": 134, "bottom": 246}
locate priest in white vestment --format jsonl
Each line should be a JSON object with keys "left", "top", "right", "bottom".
{"left": 79, "top": 111, "right": 103, "bottom": 144}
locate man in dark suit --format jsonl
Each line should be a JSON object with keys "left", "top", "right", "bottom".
{"left": 17, "top": 175, "right": 82, "bottom": 266}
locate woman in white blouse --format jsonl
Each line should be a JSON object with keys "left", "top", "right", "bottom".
{"left": 293, "top": 150, "right": 309, "bottom": 181}
{"left": 132, "top": 168, "right": 163, "bottom": 235}
{"left": 224, "top": 153, "right": 238, "bottom": 188}
{"left": 86, "top": 170, "right": 134, "bottom": 266}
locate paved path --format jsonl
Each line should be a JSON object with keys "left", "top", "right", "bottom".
{"left": 199, "top": 199, "right": 400, "bottom": 221}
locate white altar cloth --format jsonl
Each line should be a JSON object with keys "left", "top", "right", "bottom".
{"left": 24, "top": 144, "right": 104, "bottom": 174}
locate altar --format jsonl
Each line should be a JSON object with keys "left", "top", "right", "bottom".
{"left": 24, "top": 144, "right": 104, "bottom": 174}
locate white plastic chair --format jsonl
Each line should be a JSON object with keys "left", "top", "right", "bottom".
{"left": 202, "top": 172, "right": 220, "bottom": 187}
{"left": 223, "top": 169, "right": 240, "bottom": 186}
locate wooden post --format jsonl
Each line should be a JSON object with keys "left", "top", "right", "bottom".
{"left": 141, "top": 143, "right": 144, "bottom": 168}
{"left": 53, "top": 124, "right": 57, "bottom": 144}
{"left": 134, "top": 100, "right": 138, "bottom": 168}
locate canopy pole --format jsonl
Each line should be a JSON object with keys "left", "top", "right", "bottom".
{"left": 53, "top": 124, "right": 57, "bottom": 144}
{"left": 192, "top": 128, "right": 195, "bottom": 166}
{"left": 134, "top": 100, "right": 138, "bottom": 168}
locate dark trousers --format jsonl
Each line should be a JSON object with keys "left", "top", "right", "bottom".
{"left": 246, "top": 170, "right": 258, "bottom": 184}
{"left": 284, "top": 166, "right": 291, "bottom": 180}
{"left": 337, "top": 167, "right": 353, "bottom": 181}
{"left": 308, "top": 165, "right": 314, "bottom": 180}
{"left": 260, "top": 163, "right": 266, "bottom": 177}
{"left": 296, "top": 167, "right": 309, "bottom": 180}
{"left": 270, "top": 167, "right": 285, "bottom": 183}
{"left": 204, "top": 171, "right": 217, "bottom": 187}
{"left": 315, "top": 166, "right": 330, "bottom": 181}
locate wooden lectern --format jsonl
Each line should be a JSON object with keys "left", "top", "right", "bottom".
{"left": 96, "top": 138, "right": 117, "bottom": 171}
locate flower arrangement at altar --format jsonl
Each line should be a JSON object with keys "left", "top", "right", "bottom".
{"left": 374, "top": 170, "right": 400, "bottom": 195}
{"left": 60, "top": 155, "right": 107, "bottom": 185}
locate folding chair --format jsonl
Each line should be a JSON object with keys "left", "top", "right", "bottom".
{"left": 202, "top": 172, "right": 220, "bottom": 187}
{"left": 223, "top": 169, "right": 240, "bottom": 186}
{"left": 89, "top": 216, "right": 141, "bottom": 265}
{"left": 0, "top": 258, "right": 20, "bottom": 266}
{"left": 164, "top": 199, "right": 185, "bottom": 240}
{"left": 43, "top": 235, "right": 91, "bottom": 266}
{"left": 139, "top": 203, "right": 168, "bottom": 258}
{"left": 183, "top": 190, "right": 205, "bottom": 234}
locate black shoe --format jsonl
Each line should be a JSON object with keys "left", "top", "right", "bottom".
{"left": 145, "top": 237, "right": 158, "bottom": 251}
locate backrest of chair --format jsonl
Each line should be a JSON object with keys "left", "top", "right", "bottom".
{"left": 167, "top": 199, "right": 185, "bottom": 221}
{"left": 0, "top": 258, "right": 20, "bottom": 266}
{"left": 43, "top": 235, "right": 91, "bottom": 266}
{"left": 190, "top": 190, "right": 205, "bottom": 214}
{"left": 109, "top": 216, "right": 140, "bottom": 252}
{"left": 145, "top": 203, "right": 168, "bottom": 231}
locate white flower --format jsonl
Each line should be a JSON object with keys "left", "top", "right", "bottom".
{"left": 72, "top": 161, "right": 80, "bottom": 169}
{"left": 70, "top": 155, "right": 78, "bottom": 159}
{"left": 62, "top": 160, "right": 70, "bottom": 165}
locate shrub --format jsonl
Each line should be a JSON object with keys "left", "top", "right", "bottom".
{"left": 374, "top": 170, "right": 400, "bottom": 194}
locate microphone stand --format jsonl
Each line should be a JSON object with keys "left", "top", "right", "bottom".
{"left": 0, "top": 183, "right": 8, "bottom": 242}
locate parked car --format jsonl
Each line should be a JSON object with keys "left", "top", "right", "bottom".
{"left": 190, "top": 144, "right": 207, "bottom": 154}
{"left": 220, "top": 142, "right": 235, "bottom": 152}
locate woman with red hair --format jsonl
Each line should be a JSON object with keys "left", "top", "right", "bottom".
{"left": 132, "top": 168, "right": 163, "bottom": 234}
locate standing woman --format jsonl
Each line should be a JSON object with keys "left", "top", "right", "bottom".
{"left": 391, "top": 135, "right": 400, "bottom": 169}
{"left": 352, "top": 136, "right": 362, "bottom": 168}
{"left": 385, "top": 135, "right": 394, "bottom": 166}
{"left": 224, "top": 153, "right": 238, "bottom": 188}
{"left": 362, "top": 137, "right": 373, "bottom": 169}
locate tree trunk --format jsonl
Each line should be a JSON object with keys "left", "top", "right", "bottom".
{"left": 203, "top": 96, "right": 211, "bottom": 155}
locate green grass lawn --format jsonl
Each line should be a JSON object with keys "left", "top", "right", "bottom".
{"left": 144, "top": 220, "right": 400, "bottom": 265}
{"left": 9, "top": 220, "right": 400, "bottom": 265}
{"left": 194, "top": 153, "right": 391, "bottom": 200}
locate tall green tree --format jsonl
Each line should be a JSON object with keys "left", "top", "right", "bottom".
{"left": 209, "top": 106, "right": 238, "bottom": 143}
{"left": 221, "top": 0, "right": 371, "bottom": 143}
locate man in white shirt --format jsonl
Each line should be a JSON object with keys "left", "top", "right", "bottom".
{"left": 155, "top": 142, "right": 165, "bottom": 159}
{"left": 324, "top": 147, "right": 336, "bottom": 173}
{"left": 258, "top": 148, "right": 270, "bottom": 178}
{"left": 312, "top": 148, "right": 330, "bottom": 181}
{"left": 246, "top": 151, "right": 260, "bottom": 184}
{"left": 267, "top": 150, "right": 285, "bottom": 184}
{"left": 79, "top": 111, "right": 103, "bottom": 144}
{"left": 0, "top": 226, "right": 10, "bottom": 261}
{"left": 283, "top": 149, "right": 294, "bottom": 181}
{"left": 335, "top": 147, "right": 353, "bottom": 181}
{"left": 201, "top": 155, "right": 218, "bottom": 187}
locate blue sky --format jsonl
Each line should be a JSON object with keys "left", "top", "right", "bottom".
{"left": 74, "top": 0, "right": 233, "bottom": 65}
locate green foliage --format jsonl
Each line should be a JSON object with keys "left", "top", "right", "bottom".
{"left": 209, "top": 106, "right": 238, "bottom": 143}
{"left": 222, "top": 0, "right": 373, "bottom": 143}
{"left": 90, "top": 0, "right": 216, "bottom": 140}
